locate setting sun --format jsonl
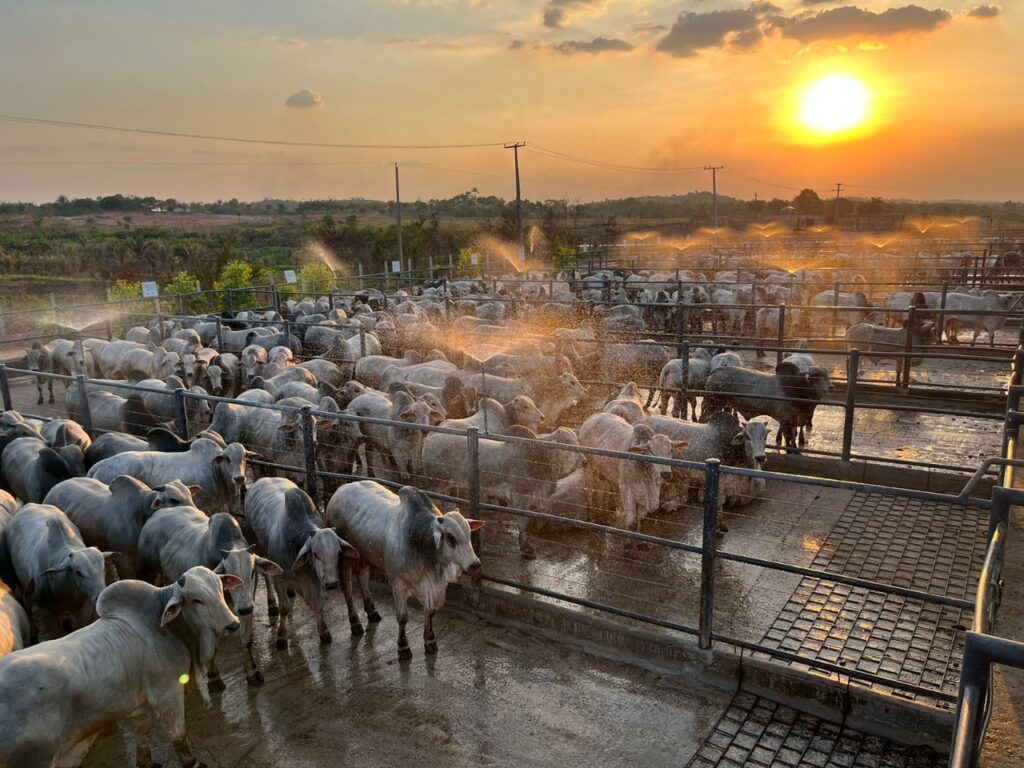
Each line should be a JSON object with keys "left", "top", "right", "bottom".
{"left": 799, "top": 74, "right": 869, "bottom": 133}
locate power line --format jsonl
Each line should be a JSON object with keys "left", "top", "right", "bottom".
{"left": 527, "top": 144, "right": 704, "bottom": 174}
{"left": 0, "top": 114, "right": 508, "bottom": 150}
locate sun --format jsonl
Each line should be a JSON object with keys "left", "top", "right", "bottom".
{"left": 799, "top": 74, "right": 869, "bottom": 133}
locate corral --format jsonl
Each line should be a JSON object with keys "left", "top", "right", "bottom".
{"left": 0, "top": 236, "right": 1022, "bottom": 768}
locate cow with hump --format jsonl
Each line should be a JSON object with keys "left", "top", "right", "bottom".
{"left": 0, "top": 565, "right": 240, "bottom": 768}
{"left": 327, "top": 481, "right": 482, "bottom": 660}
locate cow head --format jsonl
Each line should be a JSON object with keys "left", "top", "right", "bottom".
{"left": 27, "top": 342, "right": 49, "bottom": 373}
{"left": 211, "top": 442, "right": 248, "bottom": 489}
{"left": 294, "top": 528, "right": 358, "bottom": 591}
{"left": 149, "top": 478, "right": 199, "bottom": 510}
{"left": 215, "top": 542, "right": 282, "bottom": 617}
{"left": 161, "top": 566, "right": 241, "bottom": 675}
{"left": 38, "top": 544, "right": 114, "bottom": 624}
{"left": 734, "top": 421, "right": 769, "bottom": 466}
{"left": 434, "top": 510, "right": 482, "bottom": 582}
{"left": 505, "top": 395, "right": 545, "bottom": 433}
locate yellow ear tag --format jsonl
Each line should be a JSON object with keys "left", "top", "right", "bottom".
{"left": 178, "top": 673, "right": 190, "bottom": 685}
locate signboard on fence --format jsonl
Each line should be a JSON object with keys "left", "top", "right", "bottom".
{"left": 470, "top": 253, "right": 479, "bottom": 266}
{"left": 141, "top": 281, "right": 159, "bottom": 298}
{"left": 284, "top": 270, "right": 297, "bottom": 284}
{"left": 391, "top": 260, "right": 402, "bottom": 273}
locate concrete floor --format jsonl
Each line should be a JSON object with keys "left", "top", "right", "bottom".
{"left": 83, "top": 595, "right": 731, "bottom": 768}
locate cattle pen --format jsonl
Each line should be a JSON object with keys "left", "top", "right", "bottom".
{"left": 1, "top": 244, "right": 1023, "bottom": 768}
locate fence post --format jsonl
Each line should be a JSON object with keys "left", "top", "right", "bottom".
{"left": 831, "top": 281, "right": 840, "bottom": 339}
{"left": 226, "top": 289, "right": 234, "bottom": 315}
{"left": 215, "top": 317, "right": 225, "bottom": 351}
{"left": 678, "top": 341, "right": 690, "bottom": 420}
{"left": 76, "top": 375, "right": 93, "bottom": 437}
{"left": 776, "top": 303, "right": 786, "bottom": 367}
{"left": 842, "top": 349, "right": 859, "bottom": 461}
{"left": 49, "top": 293, "right": 59, "bottom": 327}
{"left": 155, "top": 299, "right": 164, "bottom": 342}
{"left": 0, "top": 365, "right": 11, "bottom": 411}
{"left": 301, "top": 406, "right": 320, "bottom": 508}
{"left": 937, "top": 282, "right": 949, "bottom": 345}
{"left": 174, "top": 388, "right": 190, "bottom": 439}
{"left": 467, "top": 426, "right": 482, "bottom": 586}
{"left": 359, "top": 326, "right": 367, "bottom": 358}
{"left": 989, "top": 487, "right": 1014, "bottom": 544}
{"left": 0, "top": 304, "right": 5, "bottom": 337}
{"left": 104, "top": 317, "right": 113, "bottom": 341}
{"left": 901, "top": 306, "right": 916, "bottom": 391}
{"left": 698, "top": 458, "right": 720, "bottom": 650}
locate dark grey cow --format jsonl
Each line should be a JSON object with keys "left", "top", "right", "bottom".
{"left": 0, "top": 567, "right": 240, "bottom": 768}
{"left": 703, "top": 362, "right": 832, "bottom": 451}
{"left": 327, "top": 481, "right": 481, "bottom": 658}
{"left": 2, "top": 437, "right": 79, "bottom": 504}
{"left": 6, "top": 503, "right": 112, "bottom": 638}
{"left": 83, "top": 432, "right": 148, "bottom": 467}
{"left": 43, "top": 476, "right": 196, "bottom": 580}
{"left": 138, "top": 506, "right": 282, "bottom": 687}
{"left": 244, "top": 477, "right": 358, "bottom": 649}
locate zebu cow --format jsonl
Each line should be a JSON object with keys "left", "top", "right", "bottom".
{"left": 26, "top": 339, "right": 90, "bottom": 405}
{"left": 2, "top": 437, "right": 79, "bottom": 504}
{"left": 0, "top": 567, "right": 239, "bottom": 768}
{"left": 846, "top": 319, "right": 938, "bottom": 381}
{"left": 579, "top": 413, "right": 682, "bottom": 531}
{"left": 652, "top": 347, "right": 713, "bottom": 419}
{"left": 0, "top": 580, "right": 28, "bottom": 658}
{"left": 461, "top": 370, "right": 587, "bottom": 426}
{"left": 6, "top": 504, "right": 112, "bottom": 637}
{"left": 65, "top": 387, "right": 170, "bottom": 437}
{"left": 244, "top": 478, "right": 359, "bottom": 649}
{"left": 703, "top": 362, "right": 832, "bottom": 451}
{"left": 347, "top": 390, "right": 435, "bottom": 482}
{"left": 40, "top": 419, "right": 91, "bottom": 455}
{"left": 43, "top": 476, "right": 196, "bottom": 580}
{"left": 88, "top": 437, "right": 250, "bottom": 516}
{"left": 809, "top": 290, "right": 874, "bottom": 330}
{"left": 327, "top": 481, "right": 481, "bottom": 657}
{"left": 440, "top": 395, "right": 545, "bottom": 435}
{"left": 941, "top": 291, "right": 1023, "bottom": 346}
{"left": 138, "top": 506, "right": 282, "bottom": 687}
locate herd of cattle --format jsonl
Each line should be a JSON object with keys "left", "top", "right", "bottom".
{"left": 0, "top": 262, "right": 1020, "bottom": 767}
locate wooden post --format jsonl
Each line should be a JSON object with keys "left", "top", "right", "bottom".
{"left": 842, "top": 349, "right": 859, "bottom": 460}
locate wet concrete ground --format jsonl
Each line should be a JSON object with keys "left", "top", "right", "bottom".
{"left": 83, "top": 593, "right": 731, "bottom": 768}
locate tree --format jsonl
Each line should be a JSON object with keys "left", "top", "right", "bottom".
{"left": 215, "top": 260, "right": 257, "bottom": 310}
{"left": 792, "top": 189, "right": 824, "bottom": 215}
{"left": 298, "top": 262, "right": 335, "bottom": 293}
{"left": 163, "top": 270, "right": 207, "bottom": 314}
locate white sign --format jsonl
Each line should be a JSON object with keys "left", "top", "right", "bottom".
{"left": 284, "top": 270, "right": 298, "bottom": 284}
{"left": 141, "top": 281, "right": 159, "bottom": 298}
{"left": 392, "top": 260, "right": 402, "bottom": 273}
{"left": 470, "top": 253, "right": 479, "bottom": 266}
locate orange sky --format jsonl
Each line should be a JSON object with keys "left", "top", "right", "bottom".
{"left": 0, "top": 1, "right": 1018, "bottom": 203}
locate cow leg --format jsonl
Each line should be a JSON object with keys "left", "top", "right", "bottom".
{"left": 315, "top": 601, "right": 332, "bottom": 645}
{"left": 206, "top": 652, "right": 226, "bottom": 692}
{"left": 517, "top": 518, "right": 536, "bottom": 560}
{"left": 357, "top": 563, "right": 381, "bottom": 623}
{"left": 130, "top": 710, "right": 157, "bottom": 768}
{"left": 241, "top": 614, "right": 263, "bottom": 686}
{"left": 393, "top": 583, "right": 413, "bottom": 660}
{"left": 154, "top": 690, "right": 205, "bottom": 768}
{"left": 424, "top": 609, "right": 438, "bottom": 655}
{"left": 340, "top": 558, "right": 364, "bottom": 636}
{"left": 34, "top": 376, "right": 43, "bottom": 405}
{"left": 274, "top": 580, "right": 292, "bottom": 650}
{"left": 659, "top": 389, "right": 671, "bottom": 416}
{"left": 620, "top": 486, "right": 637, "bottom": 531}
{"left": 264, "top": 573, "right": 279, "bottom": 616}
{"left": 644, "top": 386, "right": 656, "bottom": 409}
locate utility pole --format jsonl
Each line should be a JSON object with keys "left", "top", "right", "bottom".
{"left": 505, "top": 142, "right": 526, "bottom": 263}
{"left": 704, "top": 165, "right": 723, "bottom": 227}
{"left": 832, "top": 182, "right": 844, "bottom": 226}
{"left": 394, "top": 163, "right": 403, "bottom": 273}
{"left": 753, "top": 191, "right": 759, "bottom": 223}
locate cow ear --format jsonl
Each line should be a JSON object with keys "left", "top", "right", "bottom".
{"left": 673, "top": 440, "right": 688, "bottom": 452}
{"left": 256, "top": 557, "right": 284, "bottom": 576}
{"left": 161, "top": 592, "right": 183, "bottom": 626}
{"left": 731, "top": 432, "right": 746, "bottom": 445}
{"left": 465, "top": 519, "right": 484, "bottom": 532}
{"left": 151, "top": 497, "right": 163, "bottom": 508}
{"left": 187, "top": 485, "right": 201, "bottom": 498}
{"left": 246, "top": 451, "right": 263, "bottom": 461}
{"left": 433, "top": 522, "right": 443, "bottom": 549}
{"left": 213, "top": 560, "right": 225, "bottom": 574}
{"left": 101, "top": 551, "right": 118, "bottom": 562}
{"left": 292, "top": 539, "right": 312, "bottom": 571}
{"left": 211, "top": 454, "right": 226, "bottom": 465}
{"left": 218, "top": 574, "right": 244, "bottom": 590}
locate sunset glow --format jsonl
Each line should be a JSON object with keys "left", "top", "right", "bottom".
{"left": 800, "top": 75, "right": 870, "bottom": 134}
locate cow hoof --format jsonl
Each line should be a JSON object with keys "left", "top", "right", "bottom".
{"left": 276, "top": 638, "right": 288, "bottom": 651}
{"left": 267, "top": 605, "right": 280, "bottom": 617}
{"left": 350, "top": 622, "right": 364, "bottom": 637}
{"left": 398, "top": 646, "right": 413, "bottom": 661}
{"left": 247, "top": 670, "right": 265, "bottom": 686}
{"left": 36, "top": 397, "right": 43, "bottom": 405}
{"left": 424, "top": 640, "right": 438, "bottom": 655}
{"left": 367, "top": 611, "right": 382, "bottom": 624}
{"left": 320, "top": 631, "right": 333, "bottom": 645}
{"left": 208, "top": 676, "right": 226, "bottom": 693}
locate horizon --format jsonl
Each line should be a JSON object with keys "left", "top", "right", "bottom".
{"left": 1, "top": 2, "right": 1021, "bottom": 205}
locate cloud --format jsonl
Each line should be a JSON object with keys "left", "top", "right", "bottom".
{"left": 967, "top": 3, "right": 1000, "bottom": 18}
{"left": 801, "top": 0, "right": 841, "bottom": 5}
{"left": 552, "top": 37, "right": 635, "bottom": 54}
{"left": 782, "top": 5, "right": 953, "bottom": 43}
{"left": 542, "top": 0, "right": 608, "bottom": 29}
{"left": 268, "top": 36, "right": 308, "bottom": 48}
{"left": 656, "top": 6, "right": 776, "bottom": 57}
{"left": 284, "top": 89, "right": 324, "bottom": 109}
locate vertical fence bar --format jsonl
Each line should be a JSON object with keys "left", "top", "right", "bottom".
{"left": 301, "top": 406, "right": 320, "bottom": 508}
{"left": 467, "top": 426, "right": 482, "bottom": 586}
{"left": 105, "top": 317, "right": 113, "bottom": 341}
{"left": 174, "top": 389, "right": 189, "bottom": 439}
{"left": 698, "top": 458, "right": 720, "bottom": 650}
{"left": 678, "top": 341, "right": 689, "bottom": 420}
{"left": 0, "top": 365, "right": 11, "bottom": 411}
{"left": 215, "top": 317, "right": 225, "bottom": 351}
{"left": 842, "top": 349, "right": 859, "bottom": 461}
{"left": 76, "top": 375, "right": 93, "bottom": 436}
{"left": 901, "top": 306, "right": 916, "bottom": 391}
{"left": 49, "top": 293, "right": 59, "bottom": 328}
{"left": 776, "top": 303, "right": 786, "bottom": 367}
{"left": 938, "top": 282, "right": 949, "bottom": 345}
{"left": 831, "top": 281, "right": 840, "bottom": 339}
{"left": 359, "top": 326, "right": 367, "bottom": 358}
